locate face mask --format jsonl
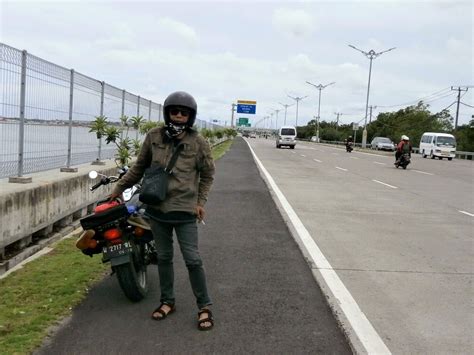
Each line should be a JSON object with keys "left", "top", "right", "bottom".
{"left": 165, "top": 121, "right": 187, "bottom": 138}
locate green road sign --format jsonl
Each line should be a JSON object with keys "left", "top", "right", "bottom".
{"left": 237, "top": 117, "right": 249, "bottom": 126}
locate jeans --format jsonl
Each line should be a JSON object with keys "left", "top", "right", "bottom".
{"left": 150, "top": 220, "right": 212, "bottom": 309}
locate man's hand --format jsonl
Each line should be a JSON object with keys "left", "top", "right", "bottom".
{"left": 195, "top": 205, "right": 205, "bottom": 222}
{"left": 109, "top": 192, "right": 121, "bottom": 201}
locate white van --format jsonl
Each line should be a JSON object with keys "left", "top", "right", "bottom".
{"left": 419, "top": 132, "right": 456, "bottom": 160}
{"left": 276, "top": 126, "right": 297, "bottom": 149}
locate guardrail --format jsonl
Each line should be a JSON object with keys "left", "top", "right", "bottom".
{"left": 302, "top": 139, "right": 473, "bottom": 160}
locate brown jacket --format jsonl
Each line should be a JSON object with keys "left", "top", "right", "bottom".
{"left": 112, "top": 127, "right": 215, "bottom": 213}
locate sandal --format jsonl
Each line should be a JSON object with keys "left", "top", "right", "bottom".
{"left": 151, "top": 303, "right": 176, "bottom": 321}
{"left": 197, "top": 308, "right": 214, "bottom": 331}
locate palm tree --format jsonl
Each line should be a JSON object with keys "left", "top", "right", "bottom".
{"left": 89, "top": 115, "right": 108, "bottom": 161}
{"left": 130, "top": 115, "right": 144, "bottom": 140}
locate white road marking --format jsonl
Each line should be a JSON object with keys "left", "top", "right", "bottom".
{"left": 372, "top": 180, "right": 398, "bottom": 189}
{"left": 301, "top": 154, "right": 306, "bottom": 157}
{"left": 332, "top": 152, "right": 339, "bottom": 155}
{"left": 246, "top": 142, "right": 391, "bottom": 355}
{"left": 374, "top": 162, "right": 386, "bottom": 165}
{"left": 313, "top": 158, "right": 322, "bottom": 163}
{"left": 459, "top": 210, "right": 474, "bottom": 217}
{"left": 336, "top": 167, "right": 348, "bottom": 171}
{"left": 310, "top": 147, "right": 316, "bottom": 150}
{"left": 350, "top": 156, "right": 359, "bottom": 159}
{"left": 291, "top": 151, "right": 296, "bottom": 154}
{"left": 413, "top": 170, "right": 434, "bottom": 176}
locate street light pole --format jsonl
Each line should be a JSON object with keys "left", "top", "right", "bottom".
{"left": 334, "top": 112, "right": 342, "bottom": 131}
{"left": 274, "top": 109, "right": 280, "bottom": 130}
{"left": 287, "top": 94, "right": 308, "bottom": 128}
{"left": 306, "top": 81, "right": 335, "bottom": 142}
{"left": 279, "top": 102, "right": 294, "bottom": 125}
{"left": 348, "top": 44, "right": 395, "bottom": 148}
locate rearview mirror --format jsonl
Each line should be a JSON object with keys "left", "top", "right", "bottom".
{"left": 88, "top": 170, "right": 98, "bottom": 179}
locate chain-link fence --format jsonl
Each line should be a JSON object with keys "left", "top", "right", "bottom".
{"left": 0, "top": 42, "right": 223, "bottom": 180}
{"left": 0, "top": 43, "right": 164, "bottom": 179}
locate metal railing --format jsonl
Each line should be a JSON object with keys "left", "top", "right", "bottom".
{"left": 307, "top": 139, "right": 473, "bottom": 160}
{"left": 0, "top": 42, "right": 222, "bottom": 180}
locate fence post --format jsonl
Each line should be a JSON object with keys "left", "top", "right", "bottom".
{"left": 148, "top": 99, "right": 152, "bottom": 121}
{"left": 121, "top": 89, "right": 125, "bottom": 118}
{"left": 158, "top": 103, "right": 162, "bottom": 122}
{"left": 60, "top": 69, "right": 78, "bottom": 172}
{"left": 92, "top": 80, "right": 105, "bottom": 165}
{"left": 137, "top": 95, "right": 140, "bottom": 117}
{"left": 9, "top": 50, "right": 32, "bottom": 183}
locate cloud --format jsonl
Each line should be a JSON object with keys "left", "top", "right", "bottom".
{"left": 156, "top": 17, "right": 200, "bottom": 47}
{"left": 272, "top": 8, "right": 316, "bottom": 39}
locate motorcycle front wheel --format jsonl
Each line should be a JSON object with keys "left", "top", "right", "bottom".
{"left": 114, "top": 248, "right": 148, "bottom": 302}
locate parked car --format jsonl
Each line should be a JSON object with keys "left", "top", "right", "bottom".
{"left": 371, "top": 137, "right": 395, "bottom": 151}
{"left": 310, "top": 136, "right": 319, "bottom": 142}
{"left": 249, "top": 133, "right": 257, "bottom": 138}
{"left": 242, "top": 132, "right": 250, "bottom": 138}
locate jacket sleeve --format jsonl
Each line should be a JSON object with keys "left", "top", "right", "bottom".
{"left": 196, "top": 137, "right": 215, "bottom": 206}
{"left": 111, "top": 133, "right": 152, "bottom": 195}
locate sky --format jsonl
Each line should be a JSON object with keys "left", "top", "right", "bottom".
{"left": 1, "top": 0, "right": 473, "bottom": 128}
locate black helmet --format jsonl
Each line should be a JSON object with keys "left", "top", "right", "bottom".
{"left": 163, "top": 91, "right": 197, "bottom": 127}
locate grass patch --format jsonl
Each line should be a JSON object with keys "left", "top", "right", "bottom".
{"left": 0, "top": 235, "right": 108, "bottom": 355}
{"left": 0, "top": 139, "right": 234, "bottom": 354}
{"left": 212, "top": 138, "right": 234, "bottom": 161}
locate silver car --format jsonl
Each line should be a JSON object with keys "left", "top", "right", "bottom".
{"left": 371, "top": 137, "right": 395, "bottom": 151}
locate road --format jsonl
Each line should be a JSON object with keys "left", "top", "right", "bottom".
{"left": 247, "top": 137, "right": 474, "bottom": 354}
{"left": 37, "top": 137, "right": 351, "bottom": 355}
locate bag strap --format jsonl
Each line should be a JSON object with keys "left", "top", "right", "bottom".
{"left": 164, "top": 144, "right": 184, "bottom": 173}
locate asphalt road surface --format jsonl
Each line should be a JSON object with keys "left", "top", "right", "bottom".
{"left": 37, "top": 137, "right": 351, "bottom": 355}
{"left": 246, "top": 137, "right": 473, "bottom": 354}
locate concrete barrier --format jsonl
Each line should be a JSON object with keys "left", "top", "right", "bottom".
{"left": 0, "top": 161, "right": 119, "bottom": 260}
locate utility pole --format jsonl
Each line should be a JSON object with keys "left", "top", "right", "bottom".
{"left": 368, "top": 105, "right": 377, "bottom": 125}
{"left": 287, "top": 94, "right": 308, "bottom": 128}
{"left": 348, "top": 44, "right": 396, "bottom": 148}
{"left": 451, "top": 86, "right": 470, "bottom": 129}
{"left": 279, "top": 102, "right": 294, "bottom": 125}
{"left": 306, "top": 81, "right": 335, "bottom": 141}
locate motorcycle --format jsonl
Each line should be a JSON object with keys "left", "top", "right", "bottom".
{"left": 76, "top": 168, "right": 157, "bottom": 302}
{"left": 346, "top": 141, "right": 353, "bottom": 153}
{"left": 395, "top": 153, "right": 411, "bottom": 169}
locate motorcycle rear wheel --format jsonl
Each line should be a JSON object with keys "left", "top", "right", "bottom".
{"left": 114, "top": 253, "right": 148, "bottom": 302}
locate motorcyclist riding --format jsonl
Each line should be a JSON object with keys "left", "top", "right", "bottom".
{"left": 345, "top": 135, "right": 353, "bottom": 152}
{"left": 395, "top": 135, "right": 413, "bottom": 164}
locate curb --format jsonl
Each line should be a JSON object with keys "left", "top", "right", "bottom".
{"left": 0, "top": 221, "right": 81, "bottom": 279}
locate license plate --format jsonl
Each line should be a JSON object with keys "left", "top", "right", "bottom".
{"left": 103, "top": 242, "right": 132, "bottom": 259}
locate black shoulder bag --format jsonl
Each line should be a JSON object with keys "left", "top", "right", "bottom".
{"left": 139, "top": 144, "right": 184, "bottom": 204}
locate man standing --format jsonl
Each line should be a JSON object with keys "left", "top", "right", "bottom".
{"left": 111, "top": 91, "right": 215, "bottom": 331}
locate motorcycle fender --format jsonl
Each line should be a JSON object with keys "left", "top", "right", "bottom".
{"left": 110, "top": 254, "right": 132, "bottom": 266}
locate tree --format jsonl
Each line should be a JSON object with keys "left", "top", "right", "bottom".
{"left": 89, "top": 115, "right": 109, "bottom": 161}
{"left": 89, "top": 115, "right": 108, "bottom": 139}
{"left": 454, "top": 120, "right": 474, "bottom": 153}
{"left": 130, "top": 115, "right": 145, "bottom": 140}
{"left": 89, "top": 115, "right": 154, "bottom": 166}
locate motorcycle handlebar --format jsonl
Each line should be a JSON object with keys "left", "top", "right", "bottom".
{"left": 89, "top": 170, "right": 122, "bottom": 192}
{"left": 90, "top": 177, "right": 112, "bottom": 191}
